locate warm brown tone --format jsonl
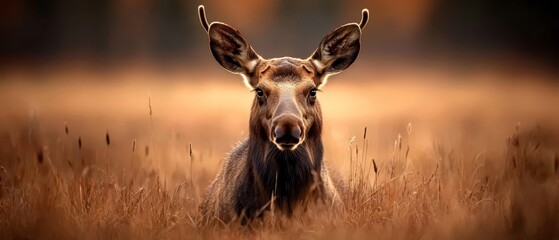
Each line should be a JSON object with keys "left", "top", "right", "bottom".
{"left": 0, "top": 64, "right": 558, "bottom": 238}
{"left": 1, "top": 4, "right": 559, "bottom": 240}
{"left": 198, "top": 5, "right": 369, "bottom": 224}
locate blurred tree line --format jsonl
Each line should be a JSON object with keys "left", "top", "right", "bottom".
{"left": 0, "top": 0, "right": 557, "bottom": 66}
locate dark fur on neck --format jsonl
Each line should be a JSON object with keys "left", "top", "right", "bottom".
{"left": 246, "top": 104, "right": 324, "bottom": 218}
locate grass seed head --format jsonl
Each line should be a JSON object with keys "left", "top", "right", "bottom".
{"left": 188, "top": 142, "right": 192, "bottom": 158}
{"left": 105, "top": 131, "right": 111, "bottom": 146}
{"left": 554, "top": 152, "right": 558, "bottom": 174}
{"left": 148, "top": 95, "right": 153, "bottom": 117}
{"left": 397, "top": 134, "right": 402, "bottom": 150}
{"left": 36, "top": 149, "right": 44, "bottom": 164}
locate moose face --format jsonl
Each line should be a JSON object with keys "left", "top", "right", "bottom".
{"left": 200, "top": 6, "right": 368, "bottom": 151}
{"left": 251, "top": 58, "right": 321, "bottom": 151}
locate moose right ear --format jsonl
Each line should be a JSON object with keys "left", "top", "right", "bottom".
{"left": 208, "top": 23, "right": 261, "bottom": 78}
{"left": 310, "top": 24, "right": 361, "bottom": 83}
{"left": 308, "top": 8, "right": 369, "bottom": 88}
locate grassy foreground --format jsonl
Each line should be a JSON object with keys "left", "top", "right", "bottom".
{"left": 0, "top": 69, "right": 558, "bottom": 239}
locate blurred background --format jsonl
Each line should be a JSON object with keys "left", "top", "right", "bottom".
{"left": 2, "top": 2, "right": 559, "bottom": 237}
{"left": 0, "top": 0, "right": 558, "bottom": 182}
{"left": 1, "top": 0, "right": 558, "bottom": 71}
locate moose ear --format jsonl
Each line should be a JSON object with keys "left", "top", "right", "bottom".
{"left": 310, "top": 23, "right": 361, "bottom": 84}
{"left": 208, "top": 23, "right": 261, "bottom": 79}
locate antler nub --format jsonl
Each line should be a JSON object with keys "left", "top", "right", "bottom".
{"left": 198, "top": 5, "right": 210, "bottom": 32}
{"left": 359, "top": 8, "right": 369, "bottom": 30}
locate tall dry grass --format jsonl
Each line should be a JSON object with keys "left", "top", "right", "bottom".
{"left": 0, "top": 66, "right": 558, "bottom": 239}
{"left": 1, "top": 121, "right": 558, "bottom": 239}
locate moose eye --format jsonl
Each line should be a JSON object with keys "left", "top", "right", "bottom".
{"left": 309, "top": 89, "right": 317, "bottom": 98}
{"left": 255, "top": 88, "right": 264, "bottom": 97}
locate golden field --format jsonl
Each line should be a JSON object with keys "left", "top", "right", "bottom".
{"left": 0, "top": 61, "right": 558, "bottom": 239}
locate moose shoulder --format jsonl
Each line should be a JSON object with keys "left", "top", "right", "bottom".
{"left": 197, "top": 5, "right": 369, "bottom": 224}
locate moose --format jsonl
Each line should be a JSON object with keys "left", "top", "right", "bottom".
{"left": 197, "top": 5, "right": 369, "bottom": 224}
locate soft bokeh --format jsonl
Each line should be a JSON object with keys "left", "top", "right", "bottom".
{"left": 1, "top": 0, "right": 558, "bottom": 239}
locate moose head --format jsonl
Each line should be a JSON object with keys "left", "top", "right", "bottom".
{"left": 199, "top": 6, "right": 368, "bottom": 151}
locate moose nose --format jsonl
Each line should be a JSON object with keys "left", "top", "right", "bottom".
{"left": 272, "top": 114, "right": 303, "bottom": 150}
{"left": 274, "top": 127, "right": 301, "bottom": 143}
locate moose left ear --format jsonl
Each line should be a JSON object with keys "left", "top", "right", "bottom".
{"left": 208, "top": 23, "right": 261, "bottom": 76}
{"left": 198, "top": 5, "right": 262, "bottom": 88}
{"left": 310, "top": 24, "right": 361, "bottom": 80}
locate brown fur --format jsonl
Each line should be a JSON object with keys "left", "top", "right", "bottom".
{"left": 199, "top": 58, "right": 343, "bottom": 224}
{"left": 197, "top": 5, "right": 367, "bottom": 225}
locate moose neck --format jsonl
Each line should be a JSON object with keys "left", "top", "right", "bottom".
{"left": 248, "top": 110, "right": 324, "bottom": 213}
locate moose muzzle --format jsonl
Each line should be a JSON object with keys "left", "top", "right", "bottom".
{"left": 271, "top": 96, "right": 305, "bottom": 151}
